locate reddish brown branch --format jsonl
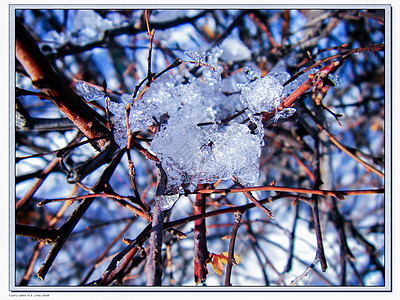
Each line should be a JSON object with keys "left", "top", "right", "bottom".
{"left": 37, "top": 193, "right": 149, "bottom": 220}
{"left": 193, "top": 189, "right": 209, "bottom": 284}
{"left": 262, "top": 44, "right": 384, "bottom": 124}
{"left": 190, "top": 185, "right": 384, "bottom": 199}
{"left": 80, "top": 219, "right": 134, "bottom": 285}
{"left": 145, "top": 200, "right": 164, "bottom": 286}
{"left": 163, "top": 188, "right": 381, "bottom": 234}
{"left": 144, "top": 164, "right": 167, "bottom": 286}
{"left": 15, "top": 19, "right": 111, "bottom": 151}
{"left": 232, "top": 176, "right": 273, "bottom": 219}
{"left": 96, "top": 223, "right": 152, "bottom": 285}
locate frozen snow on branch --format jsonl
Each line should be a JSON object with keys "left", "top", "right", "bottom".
{"left": 150, "top": 117, "right": 262, "bottom": 192}
{"left": 239, "top": 67, "right": 297, "bottom": 122}
{"left": 220, "top": 36, "right": 252, "bottom": 62}
{"left": 43, "top": 10, "right": 118, "bottom": 47}
{"left": 240, "top": 73, "right": 283, "bottom": 113}
{"left": 75, "top": 81, "right": 105, "bottom": 102}
{"left": 108, "top": 50, "right": 297, "bottom": 192}
{"left": 154, "top": 194, "right": 181, "bottom": 211}
{"left": 185, "top": 47, "right": 223, "bottom": 85}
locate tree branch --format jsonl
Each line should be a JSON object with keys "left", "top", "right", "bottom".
{"left": 144, "top": 163, "right": 167, "bottom": 286}
{"left": 193, "top": 189, "right": 209, "bottom": 285}
{"left": 224, "top": 211, "right": 242, "bottom": 286}
{"left": 36, "top": 147, "right": 125, "bottom": 280}
{"left": 16, "top": 19, "right": 111, "bottom": 151}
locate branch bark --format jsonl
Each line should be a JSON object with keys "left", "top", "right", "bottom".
{"left": 193, "top": 189, "right": 209, "bottom": 284}
{"left": 36, "top": 146, "right": 125, "bottom": 280}
{"left": 224, "top": 211, "right": 242, "bottom": 286}
{"left": 145, "top": 200, "right": 164, "bottom": 286}
{"left": 15, "top": 19, "right": 111, "bottom": 151}
{"left": 310, "top": 136, "right": 328, "bottom": 272}
{"left": 144, "top": 163, "right": 167, "bottom": 286}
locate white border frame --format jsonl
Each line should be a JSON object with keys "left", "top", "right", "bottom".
{"left": 8, "top": 3, "right": 392, "bottom": 293}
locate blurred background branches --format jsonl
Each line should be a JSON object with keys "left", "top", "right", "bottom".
{"left": 13, "top": 8, "right": 386, "bottom": 287}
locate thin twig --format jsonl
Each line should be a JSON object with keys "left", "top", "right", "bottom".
{"left": 289, "top": 256, "right": 320, "bottom": 286}
{"left": 163, "top": 186, "right": 383, "bottom": 231}
{"left": 16, "top": 132, "right": 84, "bottom": 210}
{"left": 224, "top": 211, "right": 242, "bottom": 286}
{"left": 283, "top": 44, "right": 384, "bottom": 87}
{"left": 15, "top": 136, "right": 107, "bottom": 162}
{"left": 299, "top": 100, "right": 384, "bottom": 177}
{"left": 145, "top": 10, "right": 155, "bottom": 85}
{"left": 95, "top": 223, "right": 151, "bottom": 285}
{"left": 190, "top": 185, "right": 384, "bottom": 199}
{"left": 36, "top": 148, "right": 125, "bottom": 280}
{"left": 231, "top": 176, "right": 274, "bottom": 219}
{"left": 164, "top": 194, "right": 306, "bottom": 232}
{"left": 80, "top": 219, "right": 134, "bottom": 285}
{"left": 19, "top": 242, "right": 45, "bottom": 286}
{"left": 67, "top": 141, "right": 120, "bottom": 183}
{"left": 37, "top": 193, "right": 148, "bottom": 220}
{"left": 310, "top": 136, "right": 328, "bottom": 272}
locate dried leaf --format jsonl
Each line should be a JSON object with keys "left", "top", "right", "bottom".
{"left": 211, "top": 255, "right": 225, "bottom": 276}
{"left": 222, "top": 252, "right": 242, "bottom": 265}
{"left": 208, "top": 252, "right": 242, "bottom": 276}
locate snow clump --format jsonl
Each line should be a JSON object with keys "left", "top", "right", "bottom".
{"left": 106, "top": 49, "right": 297, "bottom": 192}
{"left": 240, "top": 73, "right": 283, "bottom": 113}
{"left": 239, "top": 66, "right": 297, "bottom": 122}
{"left": 43, "top": 10, "right": 118, "bottom": 47}
{"left": 150, "top": 116, "right": 262, "bottom": 192}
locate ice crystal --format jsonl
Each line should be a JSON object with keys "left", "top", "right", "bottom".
{"left": 107, "top": 97, "right": 154, "bottom": 149}
{"left": 274, "top": 107, "right": 297, "bottom": 122}
{"left": 185, "top": 49, "right": 207, "bottom": 66}
{"left": 239, "top": 67, "right": 297, "bottom": 123}
{"left": 43, "top": 11, "right": 116, "bottom": 47}
{"left": 281, "top": 67, "right": 317, "bottom": 98}
{"left": 242, "top": 66, "right": 260, "bottom": 82}
{"left": 185, "top": 47, "right": 223, "bottom": 85}
{"left": 240, "top": 74, "right": 283, "bottom": 114}
{"left": 154, "top": 194, "right": 180, "bottom": 211}
{"left": 150, "top": 120, "right": 262, "bottom": 192}
{"left": 329, "top": 73, "right": 341, "bottom": 87}
{"left": 220, "top": 37, "right": 251, "bottom": 62}
{"left": 75, "top": 81, "right": 105, "bottom": 102}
